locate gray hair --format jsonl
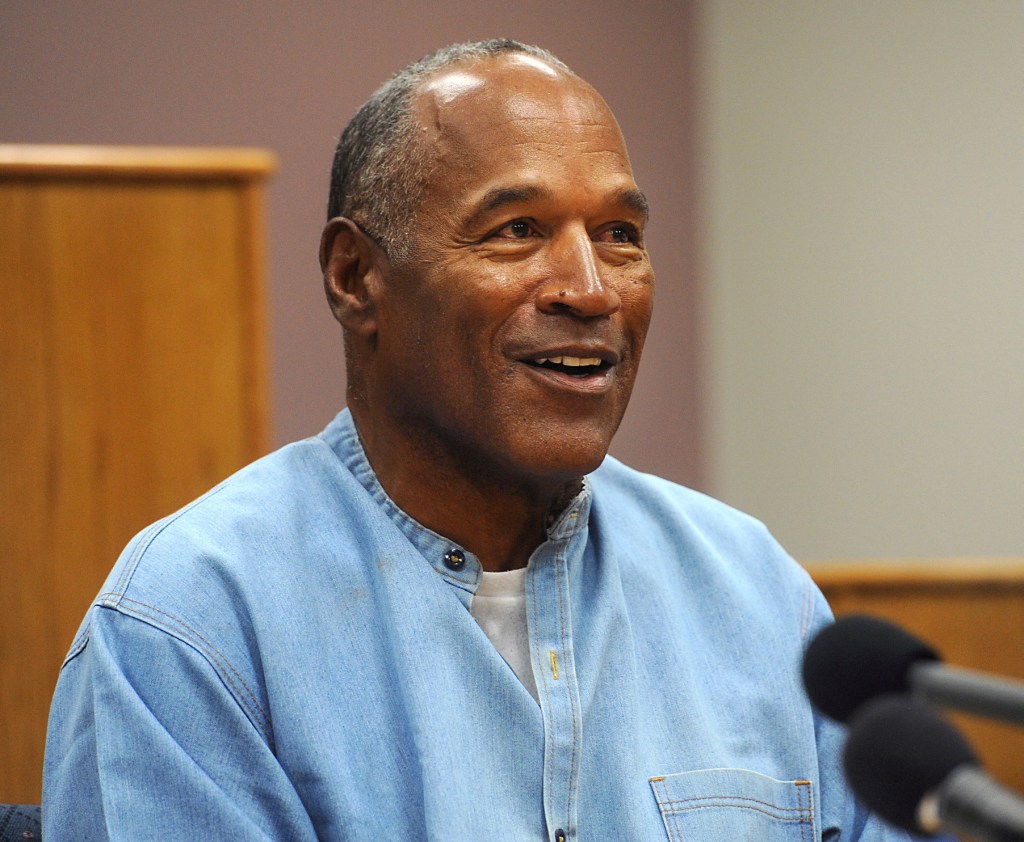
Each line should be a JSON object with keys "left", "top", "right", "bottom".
{"left": 327, "top": 39, "right": 571, "bottom": 260}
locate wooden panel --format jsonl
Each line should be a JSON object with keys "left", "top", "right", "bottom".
{"left": 805, "top": 559, "right": 1024, "bottom": 797}
{"left": 0, "top": 143, "right": 276, "bottom": 178}
{"left": 0, "top": 146, "right": 274, "bottom": 803}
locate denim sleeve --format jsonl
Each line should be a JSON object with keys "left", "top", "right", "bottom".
{"left": 43, "top": 607, "right": 316, "bottom": 841}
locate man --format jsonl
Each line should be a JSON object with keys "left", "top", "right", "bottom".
{"left": 44, "top": 40, "right": 908, "bottom": 840}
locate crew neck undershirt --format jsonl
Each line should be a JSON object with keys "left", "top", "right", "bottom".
{"left": 469, "top": 567, "right": 538, "bottom": 702}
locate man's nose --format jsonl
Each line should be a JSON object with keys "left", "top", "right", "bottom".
{"left": 536, "top": 227, "right": 621, "bottom": 318}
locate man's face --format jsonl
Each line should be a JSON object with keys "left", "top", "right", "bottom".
{"left": 368, "top": 55, "right": 655, "bottom": 491}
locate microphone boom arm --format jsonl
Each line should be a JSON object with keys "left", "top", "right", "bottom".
{"left": 912, "top": 662, "right": 1024, "bottom": 727}
{"left": 920, "top": 766, "right": 1024, "bottom": 842}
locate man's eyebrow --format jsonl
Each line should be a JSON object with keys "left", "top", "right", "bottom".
{"left": 461, "top": 183, "right": 651, "bottom": 230}
{"left": 462, "top": 185, "right": 547, "bottom": 231}
{"left": 617, "top": 187, "right": 650, "bottom": 224}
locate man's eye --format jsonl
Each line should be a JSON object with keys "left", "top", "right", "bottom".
{"left": 495, "top": 219, "right": 535, "bottom": 239}
{"left": 595, "top": 224, "right": 640, "bottom": 245}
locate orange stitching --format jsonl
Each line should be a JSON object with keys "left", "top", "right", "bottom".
{"left": 652, "top": 780, "right": 817, "bottom": 834}
{"left": 801, "top": 778, "right": 815, "bottom": 835}
{"left": 795, "top": 779, "right": 813, "bottom": 842}
{"left": 660, "top": 803, "right": 811, "bottom": 822}
{"left": 796, "top": 780, "right": 808, "bottom": 842}
{"left": 654, "top": 794, "right": 808, "bottom": 813}
{"left": 651, "top": 777, "right": 683, "bottom": 841}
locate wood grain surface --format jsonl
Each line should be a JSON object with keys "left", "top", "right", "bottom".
{"left": 1, "top": 146, "right": 274, "bottom": 803}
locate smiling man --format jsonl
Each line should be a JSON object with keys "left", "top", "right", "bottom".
{"left": 44, "top": 41, "right": 909, "bottom": 841}
{"left": 320, "top": 46, "right": 653, "bottom": 575}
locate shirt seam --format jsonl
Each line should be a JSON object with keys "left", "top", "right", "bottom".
{"left": 96, "top": 597, "right": 274, "bottom": 746}
{"left": 106, "top": 481, "right": 236, "bottom": 604}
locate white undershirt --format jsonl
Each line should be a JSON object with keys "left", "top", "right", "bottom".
{"left": 469, "top": 567, "right": 538, "bottom": 702}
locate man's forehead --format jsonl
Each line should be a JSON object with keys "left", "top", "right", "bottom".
{"left": 405, "top": 52, "right": 639, "bottom": 223}
{"left": 412, "top": 54, "right": 612, "bottom": 142}
{"left": 418, "top": 53, "right": 564, "bottom": 106}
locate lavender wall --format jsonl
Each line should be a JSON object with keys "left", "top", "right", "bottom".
{"left": 1, "top": 1, "right": 706, "bottom": 489}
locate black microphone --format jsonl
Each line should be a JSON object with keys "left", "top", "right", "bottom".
{"left": 844, "top": 695, "right": 1024, "bottom": 841}
{"left": 802, "top": 614, "right": 1024, "bottom": 725}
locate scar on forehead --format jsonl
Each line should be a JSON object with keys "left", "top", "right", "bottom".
{"left": 419, "top": 70, "right": 486, "bottom": 106}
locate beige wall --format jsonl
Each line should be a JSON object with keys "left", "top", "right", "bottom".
{"left": 1, "top": 1, "right": 707, "bottom": 489}
{"left": 701, "top": 1, "right": 1024, "bottom": 559}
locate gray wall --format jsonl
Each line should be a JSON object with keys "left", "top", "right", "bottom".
{"left": 702, "top": 1, "right": 1024, "bottom": 559}
{"left": 1, "top": 1, "right": 707, "bottom": 489}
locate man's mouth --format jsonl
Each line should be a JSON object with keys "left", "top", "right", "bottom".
{"left": 525, "top": 355, "right": 612, "bottom": 378}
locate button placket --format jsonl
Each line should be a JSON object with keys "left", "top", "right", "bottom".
{"left": 529, "top": 536, "right": 582, "bottom": 842}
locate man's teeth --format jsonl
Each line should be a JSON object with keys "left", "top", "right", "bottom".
{"left": 535, "top": 356, "right": 602, "bottom": 367}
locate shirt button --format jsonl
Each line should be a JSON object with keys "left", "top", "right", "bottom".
{"left": 555, "top": 830, "right": 566, "bottom": 842}
{"left": 443, "top": 548, "right": 466, "bottom": 571}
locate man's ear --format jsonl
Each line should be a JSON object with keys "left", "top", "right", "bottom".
{"left": 320, "top": 217, "right": 383, "bottom": 338}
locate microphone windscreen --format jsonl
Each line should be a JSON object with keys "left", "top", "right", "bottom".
{"left": 802, "top": 614, "right": 939, "bottom": 722}
{"left": 843, "top": 695, "right": 977, "bottom": 833}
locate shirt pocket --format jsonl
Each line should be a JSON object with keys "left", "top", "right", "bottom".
{"left": 649, "top": 767, "right": 817, "bottom": 842}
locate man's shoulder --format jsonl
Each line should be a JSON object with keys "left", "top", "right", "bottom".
{"left": 589, "top": 456, "right": 815, "bottom": 604}
{"left": 61, "top": 419, "right": 384, "bottom": 687}
{"left": 591, "top": 455, "right": 771, "bottom": 541}
{"left": 133, "top": 432, "right": 341, "bottom": 552}
{"left": 87, "top": 419, "right": 377, "bottom": 628}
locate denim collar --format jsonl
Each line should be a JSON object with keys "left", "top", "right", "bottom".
{"left": 322, "top": 408, "right": 592, "bottom": 591}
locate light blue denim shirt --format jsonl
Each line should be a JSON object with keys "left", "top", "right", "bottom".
{"left": 44, "top": 409, "right": 911, "bottom": 841}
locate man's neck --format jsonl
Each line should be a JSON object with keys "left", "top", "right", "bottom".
{"left": 350, "top": 408, "right": 583, "bottom": 573}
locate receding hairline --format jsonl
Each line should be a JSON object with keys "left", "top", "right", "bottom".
{"left": 326, "top": 41, "right": 590, "bottom": 259}
{"left": 405, "top": 52, "right": 628, "bottom": 167}
{"left": 408, "top": 57, "right": 644, "bottom": 224}
{"left": 401, "top": 50, "right": 589, "bottom": 154}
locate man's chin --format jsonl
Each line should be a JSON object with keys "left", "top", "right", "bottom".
{"left": 503, "top": 434, "right": 613, "bottom": 488}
